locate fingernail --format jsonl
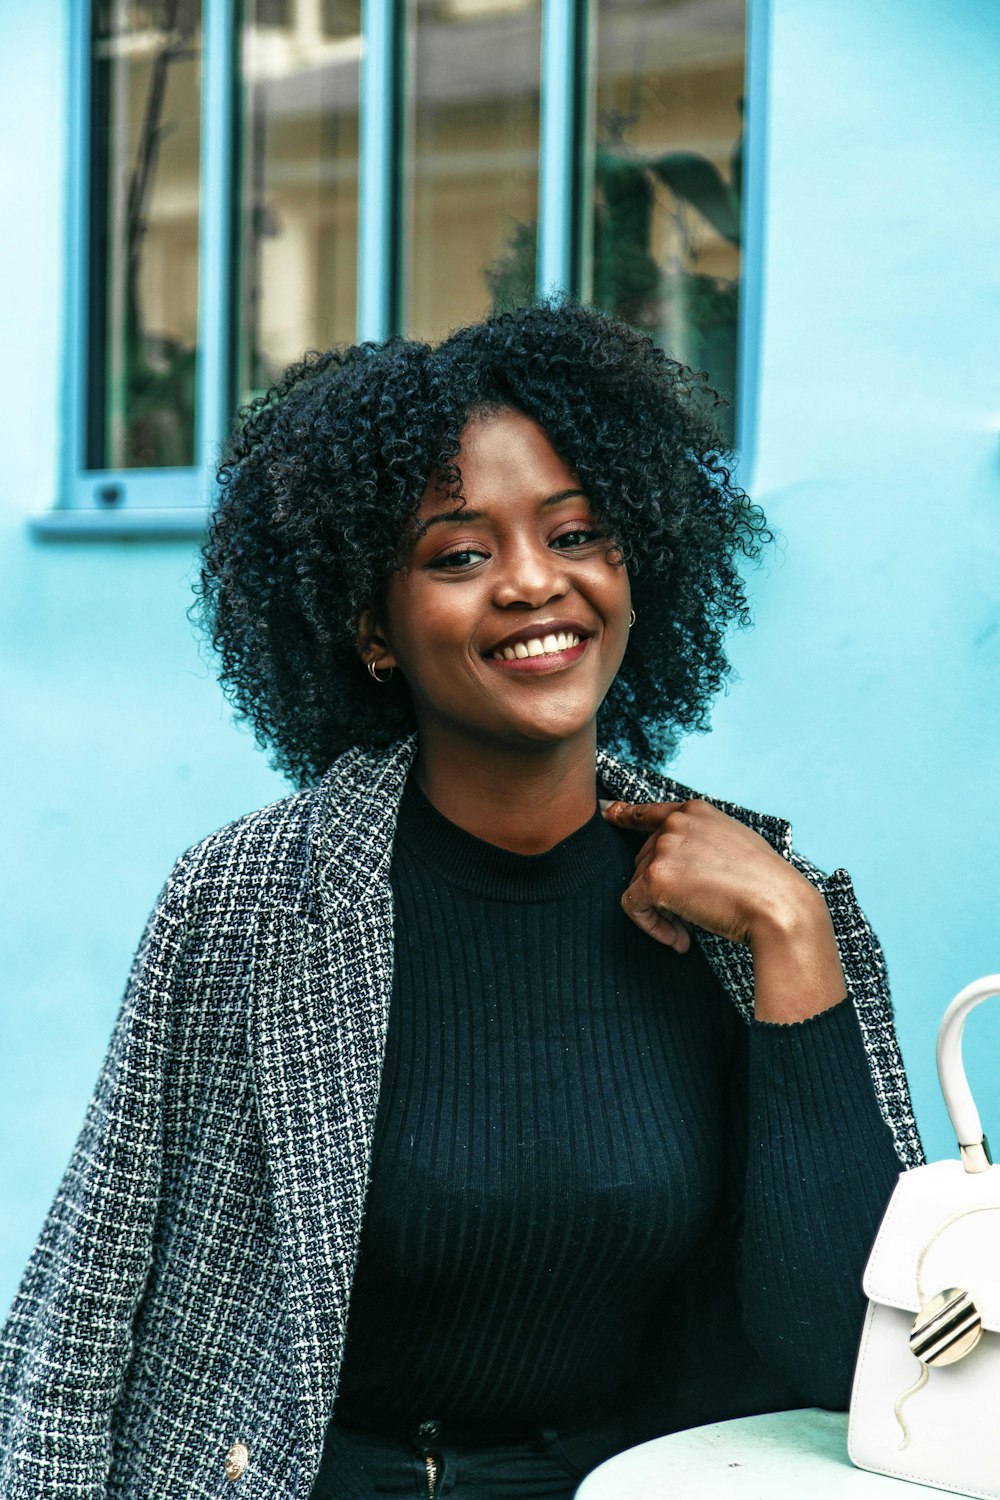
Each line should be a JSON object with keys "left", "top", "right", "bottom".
{"left": 599, "top": 799, "right": 613, "bottom": 813}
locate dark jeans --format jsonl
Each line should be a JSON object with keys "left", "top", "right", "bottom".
{"left": 309, "top": 1414, "right": 627, "bottom": 1500}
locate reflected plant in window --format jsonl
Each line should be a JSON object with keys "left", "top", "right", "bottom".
{"left": 594, "top": 101, "right": 743, "bottom": 440}
{"left": 590, "top": 0, "right": 745, "bottom": 443}
{"left": 484, "top": 219, "right": 536, "bottom": 313}
{"left": 485, "top": 110, "right": 742, "bottom": 443}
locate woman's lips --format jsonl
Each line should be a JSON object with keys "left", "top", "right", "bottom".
{"left": 484, "top": 638, "right": 589, "bottom": 673}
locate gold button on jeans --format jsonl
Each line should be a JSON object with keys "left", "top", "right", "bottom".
{"left": 225, "top": 1441, "right": 249, "bottom": 1481}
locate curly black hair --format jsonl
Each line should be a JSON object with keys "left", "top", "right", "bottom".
{"left": 196, "top": 303, "right": 770, "bottom": 788}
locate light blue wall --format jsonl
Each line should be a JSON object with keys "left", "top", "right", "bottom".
{"left": 1, "top": 0, "right": 998, "bottom": 1315}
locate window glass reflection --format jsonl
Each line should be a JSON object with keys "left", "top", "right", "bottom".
{"left": 409, "top": 0, "right": 541, "bottom": 341}
{"left": 238, "top": 0, "right": 360, "bottom": 404}
{"left": 593, "top": 0, "right": 745, "bottom": 442}
{"left": 87, "top": 0, "right": 203, "bottom": 470}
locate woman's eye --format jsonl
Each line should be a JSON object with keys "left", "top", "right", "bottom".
{"left": 432, "top": 547, "right": 489, "bottom": 569}
{"left": 551, "top": 528, "right": 603, "bottom": 550}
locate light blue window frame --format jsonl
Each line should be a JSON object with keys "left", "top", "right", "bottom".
{"left": 35, "top": 0, "right": 763, "bottom": 538}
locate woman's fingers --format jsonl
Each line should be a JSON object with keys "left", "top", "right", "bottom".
{"left": 606, "top": 795, "right": 745, "bottom": 948}
{"left": 628, "top": 846, "right": 694, "bottom": 945}
{"left": 603, "top": 798, "right": 693, "bottom": 949}
{"left": 604, "top": 792, "right": 817, "bottom": 951}
{"left": 620, "top": 879, "right": 692, "bottom": 952}
{"left": 601, "top": 799, "right": 687, "bottom": 831}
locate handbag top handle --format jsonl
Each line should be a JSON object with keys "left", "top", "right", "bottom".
{"left": 936, "top": 974, "right": 1000, "bottom": 1173}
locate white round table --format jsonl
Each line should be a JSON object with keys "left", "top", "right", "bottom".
{"left": 575, "top": 1409, "right": 945, "bottom": 1497}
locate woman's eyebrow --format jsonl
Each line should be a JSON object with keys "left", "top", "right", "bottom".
{"left": 420, "top": 508, "right": 485, "bottom": 533}
{"left": 419, "top": 489, "right": 588, "bottom": 533}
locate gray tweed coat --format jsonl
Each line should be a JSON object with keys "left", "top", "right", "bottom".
{"left": 0, "top": 735, "right": 922, "bottom": 1499}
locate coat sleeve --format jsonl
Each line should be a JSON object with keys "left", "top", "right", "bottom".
{"left": 0, "top": 853, "right": 195, "bottom": 1498}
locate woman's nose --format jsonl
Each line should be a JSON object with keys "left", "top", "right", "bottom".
{"left": 492, "top": 541, "right": 570, "bottom": 610}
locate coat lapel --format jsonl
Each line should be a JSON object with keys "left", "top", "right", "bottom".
{"left": 247, "top": 737, "right": 416, "bottom": 1464}
{"left": 595, "top": 748, "right": 793, "bottom": 856}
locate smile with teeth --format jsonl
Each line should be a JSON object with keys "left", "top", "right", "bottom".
{"left": 491, "top": 632, "right": 582, "bottom": 661}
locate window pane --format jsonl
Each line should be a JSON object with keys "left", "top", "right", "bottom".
{"left": 238, "top": 0, "right": 360, "bottom": 404}
{"left": 409, "top": 0, "right": 541, "bottom": 341}
{"left": 593, "top": 0, "right": 745, "bottom": 442}
{"left": 87, "top": 0, "right": 203, "bottom": 470}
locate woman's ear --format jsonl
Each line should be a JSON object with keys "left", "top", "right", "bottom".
{"left": 356, "top": 607, "right": 399, "bottom": 673}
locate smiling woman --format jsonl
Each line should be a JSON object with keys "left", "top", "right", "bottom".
{"left": 0, "top": 304, "right": 921, "bottom": 1500}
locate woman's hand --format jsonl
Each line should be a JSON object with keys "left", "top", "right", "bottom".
{"left": 601, "top": 798, "right": 847, "bottom": 1023}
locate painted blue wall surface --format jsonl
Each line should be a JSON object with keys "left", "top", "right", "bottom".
{"left": 1, "top": 0, "right": 999, "bottom": 1321}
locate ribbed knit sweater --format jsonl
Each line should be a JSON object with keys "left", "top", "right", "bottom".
{"left": 331, "top": 777, "right": 902, "bottom": 1436}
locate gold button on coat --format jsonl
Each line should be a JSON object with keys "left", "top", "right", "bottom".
{"left": 225, "top": 1442, "right": 249, "bottom": 1481}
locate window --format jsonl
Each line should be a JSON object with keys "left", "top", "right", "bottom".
{"left": 51, "top": 0, "right": 751, "bottom": 531}
{"left": 409, "top": 0, "right": 542, "bottom": 340}
{"left": 238, "top": 0, "right": 361, "bottom": 406}
{"left": 87, "top": 0, "right": 204, "bottom": 472}
{"left": 591, "top": 0, "right": 746, "bottom": 445}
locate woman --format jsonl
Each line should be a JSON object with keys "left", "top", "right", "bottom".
{"left": 0, "top": 305, "right": 921, "bottom": 1499}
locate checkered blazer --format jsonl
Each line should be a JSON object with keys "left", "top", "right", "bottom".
{"left": 0, "top": 735, "right": 922, "bottom": 1498}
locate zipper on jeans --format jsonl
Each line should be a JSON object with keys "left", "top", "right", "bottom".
{"left": 424, "top": 1452, "right": 439, "bottom": 1500}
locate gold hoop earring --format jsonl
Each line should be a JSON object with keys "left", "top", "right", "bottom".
{"left": 628, "top": 609, "right": 636, "bottom": 628}
{"left": 367, "top": 659, "right": 394, "bottom": 683}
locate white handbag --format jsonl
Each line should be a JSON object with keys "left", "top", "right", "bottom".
{"left": 849, "top": 975, "right": 1000, "bottom": 1498}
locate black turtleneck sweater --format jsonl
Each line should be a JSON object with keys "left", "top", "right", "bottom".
{"left": 331, "top": 777, "right": 902, "bottom": 1437}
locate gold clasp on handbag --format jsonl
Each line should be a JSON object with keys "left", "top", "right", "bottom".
{"left": 909, "top": 1286, "right": 983, "bottom": 1367}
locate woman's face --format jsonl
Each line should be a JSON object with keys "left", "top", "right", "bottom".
{"left": 370, "top": 407, "right": 632, "bottom": 753}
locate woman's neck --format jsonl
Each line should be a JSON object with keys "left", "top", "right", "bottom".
{"left": 412, "top": 724, "right": 600, "bottom": 854}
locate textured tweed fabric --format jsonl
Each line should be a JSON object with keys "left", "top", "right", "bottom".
{"left": 0, "top": 736, "right": 923, "bottom": 1499}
